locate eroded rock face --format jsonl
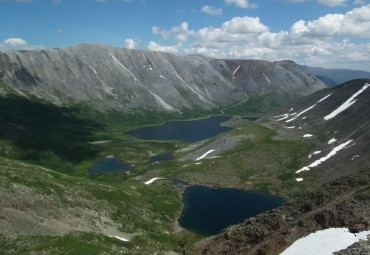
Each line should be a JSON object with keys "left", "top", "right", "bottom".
{"left": 184, "top": 170, "right": 370, "bottom": 255}
{"left": 0, "top": 44, "right": 325, "bottom": 113}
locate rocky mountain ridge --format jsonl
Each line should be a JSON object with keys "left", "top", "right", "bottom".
{"left": 0, "top": 44, "right": 325, "bottom": 114}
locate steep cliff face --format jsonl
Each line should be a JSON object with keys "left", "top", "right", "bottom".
{"left": 0, "top": 44, "right": 325, "bottom": 113}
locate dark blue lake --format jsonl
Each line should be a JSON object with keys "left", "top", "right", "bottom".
{"left": 88, "top": 158, "right": 131, "bottom": 174}
{"left": 179, "top": 186, "right": 286, "bottom": 236}
{"left": 125, "top": 116, "right": 232, "bottom": 142}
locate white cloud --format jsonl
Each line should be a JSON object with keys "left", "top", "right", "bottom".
{"left": 201, "top": 5, "right": 223, "bottom": 15}
{"left": 224, "top": 0, "right": 257, "bottom": 9}
{"left": 149, "top": 4, "right": 370, "bottom": 70}
{"left": 0, "top": 38, "right": 43, "bottom": 51}
{"left": 125, "top": 38, "right": 137, "bottom": 49}
{"left": 288, "top": 0, "right": 349, "bottom": 7}
{"left": 4, "top": 38, "right": 27, "bottom": 47}
{"left": 147, "top": 41, "right": 181, "bottom": 54}
{"left": 196, "top": 17, "right": 269, "bottom": 45}
{"left": 152, "top": 22, "right": 195, "bottom": 41}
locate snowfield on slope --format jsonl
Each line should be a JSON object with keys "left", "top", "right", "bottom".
{"left": 324, "top": 83, "right": 369, "bottom": 120}
{"left": 280, "top": 228, "right": 370, "bottom": 255}
{"left": 296, "top": 140, "right": 353, "bottom": 174}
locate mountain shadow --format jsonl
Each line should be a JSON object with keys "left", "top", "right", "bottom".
{"left": 0, "top": 95, "right": 104, "bottom": 165}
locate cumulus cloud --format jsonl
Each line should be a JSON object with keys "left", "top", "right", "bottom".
{"left": 224, "top": 0, "right": 257, "bottom": 9}
{"left": 201, "top": 5, "right": 223, "bottom": 15}
{"left": 152, "top": 22, "right": 195, "bottom": 41}
{"left": 125, "top": 38, "right": 137, "bottom": 49}
{"left": 149, "top": 4, "right": 370, "bottom": 70}
{"left": 0, "top": 38, "right": 43, "bottom": 51}
{"left": 147, "top": 41, "right": 181, "bottom": 54}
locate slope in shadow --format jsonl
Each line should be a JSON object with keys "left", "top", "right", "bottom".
{"left": 0, "top": 95, "right": 103, "bottom": 164}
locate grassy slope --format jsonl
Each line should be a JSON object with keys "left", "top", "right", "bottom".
{"left": 0, "top": 93, "right": 316, "bottom": 254}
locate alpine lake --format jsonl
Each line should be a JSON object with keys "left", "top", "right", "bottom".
{"left": 90, "top": 115, "right": 286, "bottom": 236}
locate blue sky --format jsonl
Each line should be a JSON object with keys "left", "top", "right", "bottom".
{"left": 1, "top": 0, "right": 370, "bottom": 70}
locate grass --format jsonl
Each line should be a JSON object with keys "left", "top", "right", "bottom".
{"left": 0, "top": 94, "right": 319, "bottom": 254}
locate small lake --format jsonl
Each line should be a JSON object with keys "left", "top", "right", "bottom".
{"left": 125, "top": 116, "right": 233, "bottom": 142}
{"left": 88, "top": 158, "right": 131, "bottom": 174}
{"left": 179, "top": 186, "right": 286, "bottom": 236}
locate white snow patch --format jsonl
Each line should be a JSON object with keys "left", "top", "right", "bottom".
{"left": 109, "top": 52, "right": 139, "bottom": 81}
{"left": 324, "top": 83, "right": 370, "bottom": 120}
{"left": 108, "top": 235, "right": 129, "bottom": 242}
{"left": 296, "top": 140, "right": 353, "bottom": 173}
{"left": 285, "top": 126, "right": 295, "bottom": 129}
{"left": 144, "top": 177, "right": 164, "bottom": 185}
{"left": 192, "top": 60, "right": 202, "bottom": 65}
{"left": 303, "top": 134, "right": 313, "bottom": 138}
{"left": 195, "top": 162, "right": 202, "bottom": 165}
{"left": 351, "top": 155, "right": 360, "bottom": 160}
{"left": 296, "top": 178, "right": 304, "bottom": 182}
{"left": 316, "top": 93, "right": 332, "bottom": 103}
{"left": 274, "top": 114, "right": 289, "bottom": 118}
{"left": 308, "top": 151, "right": 322, "bottom": 158}
{"left": 210, "top": 156, "right": 220, "bottom": 159}
{"left": 302, "top": 116, "right": 307, "bottom": 120}
{"left": 289, "top": 108, "right": 293, "bottom": 112}
{"left": 286, "top": 105, "right": 316, "bottom": 123}
{"left": 276, "top": 114, "right": 290, "bottom": 121}
{"left": 298, "top": 127, "right": 302, "bottom": 130}
{"left": 286, "top": 94, "right": 331, "bottom": 123}
{"left": 147, "top": 90, "right": 177, "bottom": 111}
{"left": 196, "top": 150, "right": 216, "bottom": 161}
{"left": 280, "top": 228, "right": 370, "bottom": 255}
{"left": 232, "top": 65, "right": 241, "bottom": 76}
{"left": 263, "top": 73, "right": 271, "bottom": 84}
{"left": 159, "top": 75, "right": 167, "bottom": 79}
{"left": 328, "top": 138, "right": 337, "bottom": 145}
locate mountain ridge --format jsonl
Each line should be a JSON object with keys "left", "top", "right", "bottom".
{"left": 0, "top": 43, "right": 325, "bottom": 115}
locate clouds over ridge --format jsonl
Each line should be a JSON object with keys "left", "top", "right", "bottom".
{"left": 150, "top": 4, "right": 370, "bottom": 69}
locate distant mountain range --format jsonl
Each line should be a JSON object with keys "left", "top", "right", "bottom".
{"left": 301, "top": 65, "right": 370, "bottom": 86}
{"left": 0, "top": 44, "right": 324, "bottom": 114}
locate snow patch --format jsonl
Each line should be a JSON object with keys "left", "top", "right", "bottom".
{"left": 308, "top": 151, "right": 322, "bottom": 158}
{"left": 280, "top": 228, "right": 370, "bottom": 255}
{"left": 232, "top": 65, "right": 241, "bottom": 76}
{"left": 108, "top": 235, "right": 129, "bottom": 242}
{"left": 328, "top": 138, "right": 337, "bottom": 144}
{"left": 296, "top": 140, "right": 353, "bottom": 173}
{"left": 148, "top": 90, "right": 177, "bottom": 111}
{"left": 144, "top": 177, "right": 164, "bottom": 185}
{"left": 303, "top": 134, "right": 313, "bottom": 138}
{"left": 324, "top": 83, "right": 369, "bottom": 120}
{"left": 285, "top": 126, "right": 295, "bottom": 129}
{"left": 159, "top": 75, "right": 167, "bottom": 79}
{"left": 109, "top": 52, "right": 139, "bottom": 81}
{"left": 196, "top": 150, "right": 216, "bottom": 161}
{"left": 296, "top": 178, "right": 303, "bottom": 182}
{"left": 285, "top": 94, "right": 331, "bottom": 123}
{"left": 289, "top": 108, "right": 293, "bottom": 112}
{"left": 263, "top": 73, "right": 271, "bottom": 84}
{"left": 276, "top": 114, "right": 290, "bottom": 121}
{"left": 351, "top": 155, "right": 360, "bottom": 160}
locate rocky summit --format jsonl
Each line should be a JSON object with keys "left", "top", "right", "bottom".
{"left": 0, "top": 44, "right": 325, "bottom": 114}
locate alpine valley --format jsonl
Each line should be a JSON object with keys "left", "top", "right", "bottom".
{"left": 0, "top": 44, "right": 369, "bottom": 255}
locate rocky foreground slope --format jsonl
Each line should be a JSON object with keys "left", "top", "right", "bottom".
{"left": 185, "top": 79, "right": 370, "bottom": 254}
{"left": 0, "top": 44, "right": 324, "bottom": 114}
{"left": 185, "top": 170, "right": 370, "bottom": 255}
